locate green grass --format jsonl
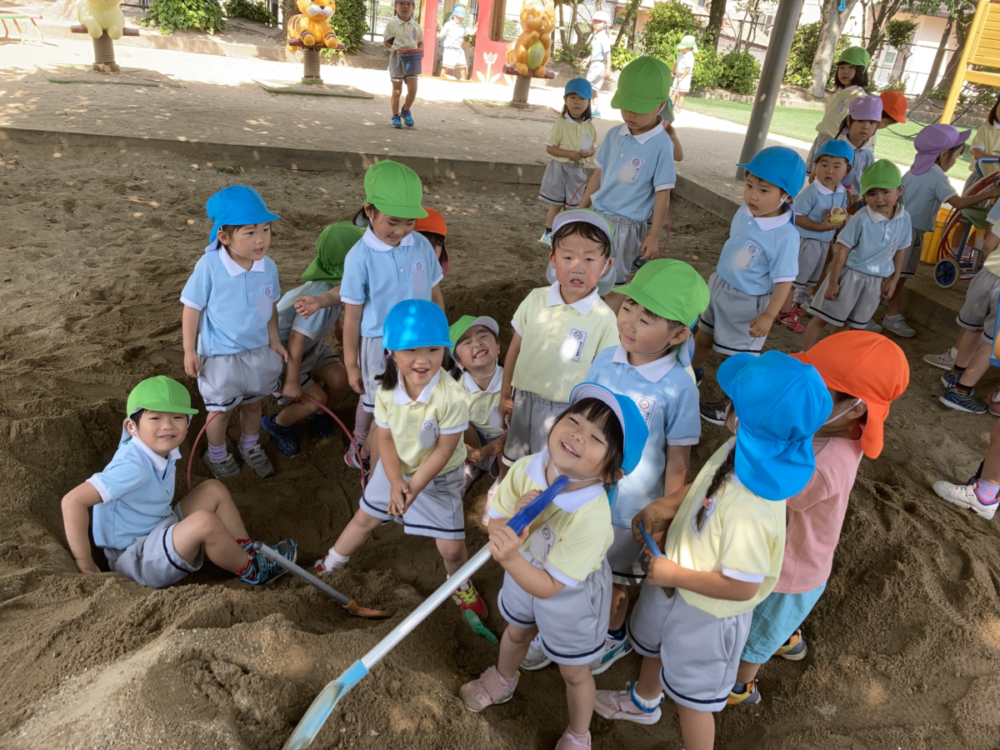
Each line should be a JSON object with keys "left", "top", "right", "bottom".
{"left": 682, "top": 97, "right": 975, "bottom": 180}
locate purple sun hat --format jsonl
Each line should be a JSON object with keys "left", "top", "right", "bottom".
{"left": 911, "top": 124, "right": 973, "bottom": 176}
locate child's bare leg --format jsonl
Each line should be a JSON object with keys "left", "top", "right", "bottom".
{"left": 498, "top": 623, "right": 538, "bottom": 679}
{"left": 436, "top": 538, "right": 469, "bottom": 576}
{"left": 677, "top": 704, "right": 715, "bottom": 750}
{"left": 692, "top": 329, "right": 714, "bottom": 370}
{"left": 497, "top": 459, "right": 511, "bottom": 482}
{"left": 735, "top": 659, "right": 762, "bottom": 686}
{"left": 955, "top": 328, "right": 980, "bottom": 369}
{"left": 275, "top": 383, "right": 324, "bottom": 428}
{"left": 546, "top": 203, "right": 561, "bottom": 230}
{"left": 609, "top": 582, "right": 629, "bottom": 630}
{"left": 316, "top": 361, "right": 349, "bottom": 408}
{"left": 802, "top": 316, "right": 832, "bottom": 351}
{"left": 331, "top": 507, "right": 383, "bottom": 557}
{"left": 455, "top": 66, "right": 467, "bottom": 81}
{"left": 634, "top": 655, "right": 664, "bottom": 700}
{"left": 240, "top": 400, "right": 263, "bottom": 437}
{"left": 391, "top": 81, "right": 403, "bottom": 115}
{"left": 174, "top": 481, "right": 251, "bottom": 571}
{"left": 885, "top": 276, "right": 907, "bottom": 318}
{"left": 354, "top": 400, "right": 373, "bottom": 458}
{"left": 560, "top": 663, "right": 596, "bottom": 735}
{"left": 956, "top": 339, "right": 992, "bottom": 389}
{"left": 676, "top": 92, "right": 686, "bottom": 110}
{"left": 179, "top": 478, "right": 249, "bottom": 540}
{"left": 403, "top": 78, "right": 417, "bottom": 110}
{"left": 205, "top": 408, "right": 235, "bottom": 448}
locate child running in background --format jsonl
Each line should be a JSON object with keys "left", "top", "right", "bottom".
{"left": 803, "top": 161, "right": 911, "bottom": 351}
{"left": 61, "top": 376, "right": 297, "bottom": 587}
{"left": 314, "top": 299, "right": 489, "bottom": 618}
{"left": 584, "top": 10, "right": 610, "bottom": 118}
{"left": 341, "top": 160, "right": 444, "bottom": 479}
{"left": 692, "top": 146, "right": 805, "bottom": 424}
{"left": 261, "top": 222, "right": 359, "bottom": 458}
{"left": 729, "top": 332, "right": 909, "bottom": 705}
{"left": 595, "top": 351, "right": 831, "bottom": 750}
{"left": 539, "top": 78, "right": 598, "bottom": 246}
{"left": 579, "top": 56, "right": 676, "bottom": 311}
{"left": 499, "top": 209, "right": 620, "bottom": 478}
{"left": 805, "top": 46, "right": 870, "bottom": 171}
{"left": 438, "top": 5, "right": 474, "bottom": 80}
{"left": 461, "top": 383, "right": 648, "bottom": 750}
{"left": 383, "top": 0, "right": 423, "bottom": 128}
{"left": 181, "top": 186, "right": 288, "bottom": 480}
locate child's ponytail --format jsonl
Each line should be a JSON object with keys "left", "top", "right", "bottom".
{"left": 696, "top": 446, "right": 736, "bottom": 532}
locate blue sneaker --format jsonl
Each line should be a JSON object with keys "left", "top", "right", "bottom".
{"left": 402, "top": 109, "right": 414, "bottom": 128}
{"left": 941, "top": 371, "right": 960, "bottom": 389}
{"left": 589, "top": 633, "right": 633, "bottom": 675}
{"left": 305, "top": 412, "right": 336, "bottom": 440}
{"left": 940, "top": 387, "right": 988, "bottom": 414}
{"left": 241, "top": 539, "right": 297, "bottom": 585}
{"left": 391, "top": 115, "right": 402, "bottom": 129}
{"left": 261, "top": 415, "right": 300, "bottom": 458}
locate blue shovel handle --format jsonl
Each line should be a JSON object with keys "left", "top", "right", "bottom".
{"left": 638, "top": 522, "right": 664, "bottom": 558}
{"left": 508, "top": 474, "right": 569, "bottom": 533}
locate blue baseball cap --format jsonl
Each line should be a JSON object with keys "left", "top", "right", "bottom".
{"left": 737, "top": 146, "right": 806, "bottom": 200}
{"left": 815, "top": 139, "right": 855, "bottom": 165}
{"left": 569, "top": 382, "right": 649, "bottom": 475}
{"left": 565, "top": 77, "right": 593, "bottom": 100}
{"left": 451, "top": 5, "right": 467, "bottom": 18}
{"left": 383, "top": 299, "right": 452, "bottom": 351}
{"left": 206, "top": 186, "right": 279, "bottom": 244}
{"left": 718, "top": 351, "right": 832, "bottom": 501}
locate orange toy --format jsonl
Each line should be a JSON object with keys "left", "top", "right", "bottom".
{"left": 506, "top": 0, "right": 555, "bottom": 77}
{"left": 286, "top": 0, "right": 338, "bottom": 51}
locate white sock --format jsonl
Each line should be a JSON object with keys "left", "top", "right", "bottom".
{"left": 322, "top": 548, "right": 350, "bottom": 571}
{"left": 949, "top": 347, "right": 959, "bottom": 359}
{"left": 630, "top": 683, "right": 663, "bottom": 710}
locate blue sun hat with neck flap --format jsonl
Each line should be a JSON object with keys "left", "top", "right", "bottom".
{"left": 718, "top": 351, "right": 832, "bottom": 501}
{"left": 206, "top": 186, "right": 279, "bottom": 246}
{"left": 569, "top": 382, "right": 649, "bottom": 475}
{"left": 737, "top": 146, "right": 806, "bottom": 200}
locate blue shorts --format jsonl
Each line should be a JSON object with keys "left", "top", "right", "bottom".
{"left": 741, "top": 583, "right": 826, "bottom": 664}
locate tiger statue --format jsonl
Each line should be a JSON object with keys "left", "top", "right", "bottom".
{"left": 286, "top": 0, "right": 338, "bottom": 51}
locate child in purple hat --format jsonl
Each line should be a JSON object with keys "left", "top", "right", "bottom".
{"left": 833, "top": 96, "right": 882, "bottom": 201}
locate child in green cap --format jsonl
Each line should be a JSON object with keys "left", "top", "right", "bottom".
{"left": 805, "top": 46, "right": 871, "bottom": 172}
{"left": 60, "top": 376, "right": 297, "bottom": 588}
{"left": 261, "top": 222, "right": 363, "bottom": 458}
{"left": 670, "top": 35, "right": 697, "bottom": 112}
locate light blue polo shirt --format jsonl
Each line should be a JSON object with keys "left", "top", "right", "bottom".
{"left": 901, "top": 165, "right": 958, "bottom": 232}
{"left": 839, "top": 204, "right": 912, "bottom": 278}
{"left": 716, "top": 205, "right": 800, "bottom": 295}
{"left": 340, "top": 228, "right": 444, "bottom": 339}
{"left": 180, "top": 243, "right": 281, "bottom": 357}
{"left": 88, "top": 429, "right": 181, "bottom": 550}
{"left": 592, "top": 124, "right": 676, "bottom": 222}
{"left": 586, "top": 345, "right": 700, "bottom": 529}
{"left": 990, "top": 200, "right": 1000, "bottom": 235}
{"left": 276, "top": 280, "right": 342, "bottom": 355}
{"left": 837, "top": 134, "right": 875, "bottom": 195}
{"left": 794, "top": 180, "right": 849, "bottom": 241}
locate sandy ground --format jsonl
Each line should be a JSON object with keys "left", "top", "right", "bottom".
{"left": 3, "top": 134, "right": 1000, "bottom": 750}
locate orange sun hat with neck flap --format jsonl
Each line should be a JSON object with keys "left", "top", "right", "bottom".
{"left": 791, "top": 331, "right": 909, "bottom": 459}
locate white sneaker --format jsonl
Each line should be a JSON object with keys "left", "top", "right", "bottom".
{"left": 924, "top": 348, "right": 958, "bottom": 371}
{"left": 881, "top": 314, "right": 916, "bottom": 338}
{"left": 520, "top": 636, "right": 552, "bottom": 671}
{"left": 933, "top": 480, "right": 997, "bottom": 520}
{"left": 865, "top": 319, "right": 884, "bottom": 333}
{"left": 539, "top": 229, "right": 553, "bottom": 247}
{"left": 589, "top": 633, "right": 633, "bottom": 675}
{"left": 793, "top": 289, "right": 812, "bottom": 308}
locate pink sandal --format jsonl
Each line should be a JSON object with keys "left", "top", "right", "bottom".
{"left": 459, "top": 666, "right": 518, "bottom": 712}
{"left": 555, "top": 729, "right": 592, "bottom": 749}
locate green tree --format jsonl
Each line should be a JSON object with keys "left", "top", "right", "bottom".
{"left": 784, "top": 20, "right": 850, "bottom": 88}
{"left": 330, "top": 0, "right": 368, "bottom": 52}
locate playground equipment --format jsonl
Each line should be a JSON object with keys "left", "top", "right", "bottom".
{"left": 941, "top": 0, "right": 1000, "bottom": 125}
{"left": 0, "top": 9, "right": 44, "bottom": 43}
{"left": 930, "top": 158, "right": 1000, "bottom": 288}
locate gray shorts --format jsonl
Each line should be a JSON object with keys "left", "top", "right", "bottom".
{"left": 471, "top": 426, "right": 503, "bottom": 475}
{"left": 198, "top": 345, "right": 283, "bottom": 412}
{"left": 502, "top": 389, "right": 569, "bottom": 467}
{"left": 809, "top": 266, "right": 883, "bottom": 329}
{"left": 957, "top": 269, "right": 1000, "bottom": 343}
{"left": 360, "top": 335, "right": 386, "bottom": 414}
{"left": 388, "top": 50, "right": 418, "bottom": 81}
{"left": 698, "top": 272, "right": 771, "bottom": 356}
{"left": 498, "top": 552, "right": 611, "bottom": 666}
{"left": 606, "top": 524, "right": 648, "bottom": 586}
{"left": 359, "top": 459, "right": 466, "bottom": 540}
{"left": 626, "top": 584, "right": 751, "bottom": 712}
{"left": 599, "top": 212, "right": 647, "bottom": 291}
{"left": 586, "top": 60, "right": 606, "bottom": 90}
{"left": 794, "top": 238, "right": 830, "bottom": 289}
{"left": 539, "top": 160, "right": 589, "bottom": 208}
{"left": 103, "top": 507, "right": 202, "bottom": 589}
{"left": 277, "top": 342, "right": 341, "bottom": 405}
{"left": 900, "top": 229, "right": 922, "bottom": 278}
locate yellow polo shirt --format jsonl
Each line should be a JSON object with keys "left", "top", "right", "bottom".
{"left": 462, "top": 365, "right": 505, "bottom": 437}
{"left": 663, "top": 442, "right": 786, "bottom": 619}
{"left": 374, "top": 370, "right": 470, "bottom": 477}
{"left": 489, "top": 451, "right": 613, "bottom": 586}
{"left": 970, "top": 123, "right": 1000, "bottom": 177}
{"left": 546, "top": 116, "right": 600, "bottom": 164}
{"left": 511, "top": 284, "right": 620, "bottom": 403}
{"left": 816, "top": 86, "right": 865, "bottom": 138}
{"left": 383, "top": 17, "right": 422, "bottom": 51}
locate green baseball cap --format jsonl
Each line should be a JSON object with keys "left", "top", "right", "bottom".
{"left": 677, "top": 34, "right": 698, "bottom": 52}
{"left": 364, "top": 160, "right": 429, "bottom": 220}
{"left": 838, "top": 46, "right": 871, "bottom": 69}
{"left": 127, "top": 376, "right": 198, "bottom": 417}
{"left": 615, "top": 259, "right": 709, "bottom": 327}
{"left": 611, "top": 57, "right": 672, "bottom": 115}
{"left": 861, "top": 159, "right": 902, "bottom": 194}
{"left": 449, "top": 315, "right": 499, "bottom": 350}
{"left": 302, "top": 221, "right": 364, "bottom": 284}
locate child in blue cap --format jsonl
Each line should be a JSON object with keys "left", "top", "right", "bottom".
{"left": 461, "top": 382, "right": 648, "bottom": 750}
{"left": 539, "top": 78, "right": 599, "bottom": 246}
{"left": 595, "top": 351, "right": 830, "bottom": 750}
{"left": 692, "top": 146, "right": 805, "bottom": 424}
{"left": 314, "top": 299, "right": 489, "bottom": 619}
{"left": 181, "top": 185, "right": 287, "bottom": 480}
{"left": 438, "top": 5, "right": 475, "bottom": 80}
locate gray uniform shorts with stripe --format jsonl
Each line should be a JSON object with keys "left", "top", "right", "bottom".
{"left": 606, "top": 524, "right": 648, "bottom": 585}
{"left": 388, "top": 50, "right": 418, "bottom": 81}
{"left": 360, "top": 460, "right": 466, "bottom": 540}
{"left": 502, "top": 389, "right": 569, "bottom": 467}
{"left": 104, "top": 507, "right": 202, "bottom": 589}
{"left": 198, "top": 345, "right": 283, "bottom": 412}
{"left": 471, "top": 427, "right": 503, "bottom": 475}
{"left": 277, "top": 342, "right": 341, "bottom": 405}
{"left": 360, "top": 335, "right": 386, "bottom": 414}
{"left": 698, "top": 272, "right": 771, "bottom": 356}
{"left": 900, "top": 228, "right": 922, "bottom": 278}
{"left": 626, "top": 584, "right": 751, "bottom": 712}
{"left": 498, "top": 552, "right": 611, "bottom": 666}
{"left": 957, "top": 268, "right": 1000, "bottom": 344}
{"left": 539, "top": 160, "right": 589, "bottom": 208}
{"left": 808, "top": 267, "right": 883, "bottom": 329}
{"left": 599, "top": 212, "right": 646, "bottom": 291}
{"left": 794, "top": 237, "right": 830, "bottom": 289}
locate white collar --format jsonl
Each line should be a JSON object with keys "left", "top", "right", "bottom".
{"left": 463, "top": 364, "right": 503, "bottom": 394}
{"left": 526, "top": 450, "right": 606, "bottom": 513}
{"left": 813, "top": 180, "right": 845, "bottom": 196}
{"left": 129, "top": 432, "right": 181, "bottom": 471}
{"left": 865, "top": 203, "right": 905, "bottom": 223}
{"left": 215, "top": 245, "right": 265, "bottom": 276}
{"left": 738, "top": 204, "right": 793, "bottom": 231}
{"left": 994, "top": 121, "right": 1000, "bottom": 130}
{"left": 564, "top": 113, "right": 585, "bottom": 124}
{"left": 617, "top": 123, "right": 664, "bottom": 145}
{"left": 393, "top": 369, "right": 442, "bottom": 405}
{"left": 612, "top": 344, "right": 675, "bottom": 382}
{"left": 363, "top": 226, "right": 415, "bottom": 253}
{"left": 836, "top": 133, "right": 863, "bottom": 151}
{"left": 546, "top": 282, "right": 600, "bottom": 315}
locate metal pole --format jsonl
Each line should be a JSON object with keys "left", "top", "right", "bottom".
{"left": 735, "top": 0, "right": 806, "bottom": 180}
{"left": 511, "top": 75, "right": 531, "bottom": 109}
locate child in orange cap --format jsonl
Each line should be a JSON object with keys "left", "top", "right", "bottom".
{"left": 728, "top": 331, "right": 909, "bottom": 706}
{"left": 415, "top": 208, "right": 451, "bottom": 276}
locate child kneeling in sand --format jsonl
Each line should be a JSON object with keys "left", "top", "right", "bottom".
{"left": 61, "top": 376, "right": 297, "bottom": 587}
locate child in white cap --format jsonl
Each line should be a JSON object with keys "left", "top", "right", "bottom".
{"left": 584, "top": 10, "right": 611, "bottom": 118}
{"left": 670, "top": 35, "right": 697, "bottom": 112}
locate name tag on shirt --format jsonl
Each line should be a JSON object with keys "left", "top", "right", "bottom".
{"left": 418, "top": 417, "right": 439, "bottom": 449}
{"left": 411, "top": 259, "right": 428, "bottom": 294}
{"left": 580, "top": 132, "right": 594, "bottom": 153}
{"left": 258, "top": 284, "right": 275, "bottom": 319}
{"left": 561, "top": 328, "right": 588, "bottom": 362}
{"left": 488, "top": 404, "right": 504, "bottom": 431}
{"left": 888, "top": 234, "right": 900, "bottom": 256}
{"left": 618, "top": 156, "right": 645, "bottom": 186}
{"left": 529, "top": 522, "right": 557, "bottom": 562}
{"left": 634, "top": 396, "right": 657, "bottom": 428}
{"left": 690, "top": 497, "right": 717, "bottom": 540}
{"left": 733, "top": 241, "right": 763, "bottom": 272}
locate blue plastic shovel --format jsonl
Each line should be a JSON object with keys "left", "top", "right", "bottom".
{"left": 638, "top": 521, "right": 664, "bottom": 558}
{"left": 282, "top": 474, "right": 571, "bottom": 750}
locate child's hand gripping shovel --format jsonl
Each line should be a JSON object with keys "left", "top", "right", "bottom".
{"left": 282, "top": 474, "right": 571, "bottom": 750}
